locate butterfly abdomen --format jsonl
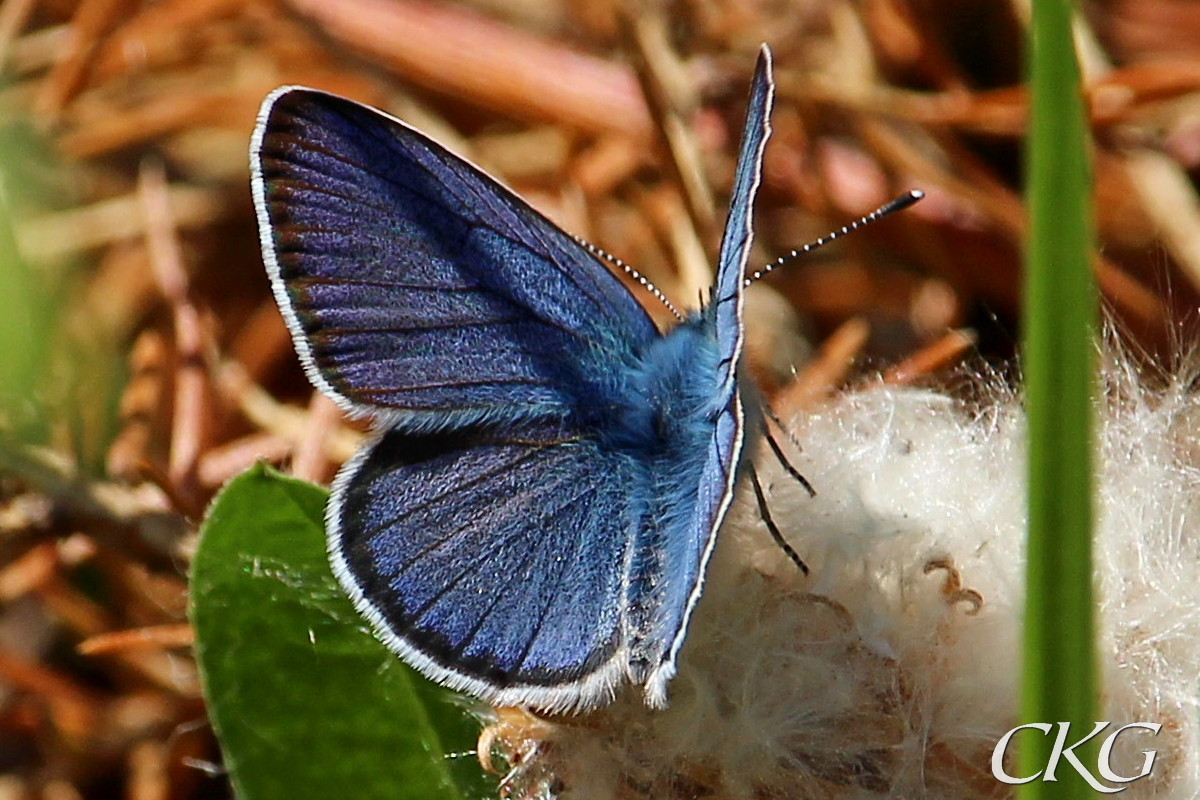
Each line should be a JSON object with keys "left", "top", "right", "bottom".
{"left": 595, "top": 315, "right": 745, "bottom": 693}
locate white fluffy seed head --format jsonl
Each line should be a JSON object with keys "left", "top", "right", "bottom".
{"left": 483, "top": 345, "right": 1200, "bottom": 799}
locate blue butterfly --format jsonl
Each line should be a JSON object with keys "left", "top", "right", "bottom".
{"left": 252, "top": 45, "right": 776, "bottom": 713}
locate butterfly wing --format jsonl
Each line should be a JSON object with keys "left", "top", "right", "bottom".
{"left": 329, "top": 422, "right": 636, "bottom": 711}
{"left": 252, "top": 90, "right": 660, "bottom": 710}
{"left": 709, "top": 45, "right": 772, "bottom": 400}
{"left": 640, "top": 46, "right": 773, "bottom": 706}
{"left": 253, "top": 88, "right": 658, "bottom": 428}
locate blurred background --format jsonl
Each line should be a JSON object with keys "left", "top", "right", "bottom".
{"left": 0, "top": 0, "right": 1198, "bottom": 797}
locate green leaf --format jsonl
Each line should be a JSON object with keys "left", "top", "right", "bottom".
{"left": 191, "top": 464, "right": 493, "bottom": 800}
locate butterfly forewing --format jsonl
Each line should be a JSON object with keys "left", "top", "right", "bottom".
{"left": 710, "top": 46, "right": 772, "bottom": 397}
{"left": 253, "top": 88, "right": 658, "bottom": 427}
{"left": 641, "top": 46, "right": 772, "bottom": 704}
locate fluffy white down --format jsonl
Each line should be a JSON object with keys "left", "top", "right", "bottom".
{"left": 487, "top": 353, "right": 1200, "bottom": 799}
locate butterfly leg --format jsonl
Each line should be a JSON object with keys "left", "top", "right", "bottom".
{"left": 760, "top": 410, "right": 816, "bottom": 498}
{"left": 748, "top": 466, "right": 809, "bottom": 575}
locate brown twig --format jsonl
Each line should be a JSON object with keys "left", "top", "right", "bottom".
{"left": 881, "top": 328, "right": 977, "bottom": 386}
{"left": 280, "top": 0, "right": 654, "bottom": 137}
{"left": 137, "top": 158, "right": 210, "bottom": 513}
{"left": 773, "top": 317, "right": 871, "bottom": 417}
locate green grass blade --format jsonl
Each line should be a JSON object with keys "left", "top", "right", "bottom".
{"left": 1019, "top": 0, "right": 1098, "bottom": 795}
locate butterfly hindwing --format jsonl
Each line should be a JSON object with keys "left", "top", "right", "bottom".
{"left": 252, "top": 88, "right": 658, "bottom": 428}
{"left": 329, "top": 421, "right": 636, "bottom": 710}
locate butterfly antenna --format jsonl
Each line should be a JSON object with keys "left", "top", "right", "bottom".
{"left": 744, "top": 189, "right": 924, "bottom": 287}
{"left": 575, "top": 236, "right": 684, "bottom": 321}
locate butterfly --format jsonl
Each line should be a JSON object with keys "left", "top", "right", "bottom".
{"left": 252, "top": 44, "right": 776, "bottom": 713}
